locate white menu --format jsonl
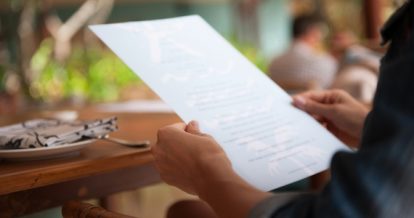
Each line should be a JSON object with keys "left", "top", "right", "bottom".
{"left": 90, "top": 15, "right": 348, "bottom": 191}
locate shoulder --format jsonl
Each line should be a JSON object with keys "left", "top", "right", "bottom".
{"left": 381, "top": 0, "right": 414, "bottom": 45}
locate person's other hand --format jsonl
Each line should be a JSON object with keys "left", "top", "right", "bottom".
{"left": 151, "top": 121, "right": 233, "bottom": 195}
{"left": 293, "top": 89, "right": 369, "bottom": 147}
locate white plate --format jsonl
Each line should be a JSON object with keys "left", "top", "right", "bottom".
{"left": 0, "top": 139, "right": 95, "bottom": 161}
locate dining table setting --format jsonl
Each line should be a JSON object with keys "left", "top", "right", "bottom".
{"left": 0, "top": 100, "right": 331, "bottom": 217}
{"left": 0, "top": 104, "right": 180, "bottom": 217}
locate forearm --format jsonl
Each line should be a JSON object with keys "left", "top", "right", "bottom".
{"left": 199, "top": 178, "right": 272, "bottom": 218}
{"left": 194, "top": 155, "right": 272, "bottom": 218}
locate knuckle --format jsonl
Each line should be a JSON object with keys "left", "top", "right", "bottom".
{"left": 332, "top": 89, "right": 346, "bottom": 96}
{"left": 157, "top": 127, "right": 169, "bottom": 139}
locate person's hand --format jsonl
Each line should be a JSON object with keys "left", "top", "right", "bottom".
{"left": 292, "top": 89, "right": 369, "bottom": 147}
{"left": 152, "top": 121, "right": 272, "bottom": 218}
{"left": 151, "top": 121, "right": 233, "bottom": 195}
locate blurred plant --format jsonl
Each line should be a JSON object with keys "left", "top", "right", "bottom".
{"left": 30, "top": 38, "right": 141, "bottom": 103}
{"left": 0, "top": 0, "right": 117, "bottom": 105}
{"left": 228, "top": 36, "right": 269, "bottom": 73}
{"left": 28, "top": 35, "right": 269, "bottom": 104}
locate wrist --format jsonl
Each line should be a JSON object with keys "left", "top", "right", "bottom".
{"left": 194, "top": 155, "right": 272, "bottom": 217}
{"left": 193, "top": 152, "right": 237, "bottom": 195}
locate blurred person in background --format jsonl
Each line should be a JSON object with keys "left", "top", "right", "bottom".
{"left": 330, "top": 31, "right": 382, "bottom": 103}
{"left": 268, "top": 14, "right": 337, "bottom": 91}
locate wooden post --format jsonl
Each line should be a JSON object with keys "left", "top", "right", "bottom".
{"left": 363, "top": 0, "right": 383, "bottom": 41}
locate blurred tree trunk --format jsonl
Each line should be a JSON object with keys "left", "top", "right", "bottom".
{"left": 44, "top": 0, "right": 113, "bottom": 62}
{"left": 18, "top": 0, "right": 38, "bottom": 94}
{"left": 363, "top": 0, "right": 383, "bottom": 41}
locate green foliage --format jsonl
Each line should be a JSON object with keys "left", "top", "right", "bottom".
{"left": 30, "top": 39, "right": 141, "bottom": 103}
{"left": 227, "top": 37, "right": 269, "bottom": 73}
{"left": 30, "top": 36, "right": 267, "bottom": 104}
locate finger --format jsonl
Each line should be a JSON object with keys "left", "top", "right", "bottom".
{"left": 292, "top": 95, "right": 308, "bottom": 110}
{"left": 185, "top": 121, "right": 213, "bottom": 138}
{"left": 294, "top": 96, "right": 334, "bottom": 118}
{"left": 293, "top": 90, "right": 327, "bottom": 103}
{"left": 305, "top": 100, "right": 335, "bottom": 118}
{"left": 157, "top": 123, "right": 187, "bottom": 141}
{"left": 186, "top": 120, "right": 201, "bottom": 135}
{"left": 293, "top": 97, "right": 326, "bottom": 124}
{"left": 303, "top": 89, "right": 349, "bottom": 104}
{"left": 169, "top": 123, "right": 187, "bottom": 130}
{"left": 294, "top": 90, "right": 345, "bottom": 105}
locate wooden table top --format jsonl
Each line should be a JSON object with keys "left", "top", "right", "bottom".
{"left": 0, "top": 110, "right": 181, "bottom": 196}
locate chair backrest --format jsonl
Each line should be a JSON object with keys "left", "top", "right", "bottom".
{"left": 277, "top": 80, "right": 319, "bottom": 95}
{"left": 62, "top": 201, "right": 136, "bottom": 218}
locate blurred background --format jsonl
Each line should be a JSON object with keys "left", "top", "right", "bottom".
{"left": 0, "top": 0, "right": 402, "bottom": 114}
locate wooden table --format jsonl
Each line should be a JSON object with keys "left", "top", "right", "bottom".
{"left": 0, "top": 110, "right": 181, "bottom": 217}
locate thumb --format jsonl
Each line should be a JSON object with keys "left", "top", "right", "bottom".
{"left": 186, "top": 120, "right": 202, "bottom": 135}
{"left": 293, "top": 96, "right": 334, "bottom": 118}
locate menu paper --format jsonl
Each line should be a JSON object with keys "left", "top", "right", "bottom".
{"left": 90, "top": 15, "right": 348, "bottom": 191}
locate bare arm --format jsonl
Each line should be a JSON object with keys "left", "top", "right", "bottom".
{"left": 152, "top": 122, "right": 271, "bottom": 218}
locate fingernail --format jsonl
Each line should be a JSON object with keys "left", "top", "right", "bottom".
{"left": 294, "top": 96, "right": 307, "bottom": 109}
